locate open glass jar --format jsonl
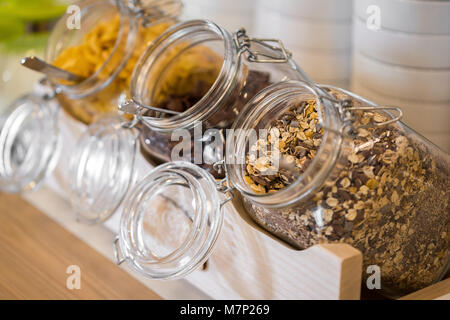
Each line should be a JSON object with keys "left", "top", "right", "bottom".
{"left": 112, "top": 80, "right": 449, "bottom": 298}
{"left": 44, "top": 0, "right": 182, "bottom": 124}
{"left": 226, "top": 81, "right": 449, "bottom": 297}
{"left": 121, "top": 19, "right": 309, "bottom": 176}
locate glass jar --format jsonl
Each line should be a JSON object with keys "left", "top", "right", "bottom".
{"left": 111, "top": 80, "right": 448, "bottom": 298}
{"left": 226, "top": 81, "right": 449, "bottom": 297}
{"left": 44, "top": 0, "right": 182, "bottom": 125}
{"left": 122, "top": 19, "right": 309, "bottom": 176}
{"left": 0, "top": 0, "right": 181, "bottom": 195}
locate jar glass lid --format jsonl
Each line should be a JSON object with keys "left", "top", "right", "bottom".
{"left": 69, "top": 114, "right": 137, "bottom": 224}
{"left": 116, "top": 161, "right": 223, "bottom": 280}
{"left": 0, "top": 94, "right": 60, "bottom": 193}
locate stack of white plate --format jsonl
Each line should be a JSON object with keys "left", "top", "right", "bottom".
{"left": 253, "top": 0, "right": 353, "bottom": 88}
{"left": 351, "top": 0, "right": 450, "bottom": 152}
{"left": 181, "top": 0, "right": 255, "bottom": 33}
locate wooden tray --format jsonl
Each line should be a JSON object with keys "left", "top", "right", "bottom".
{"left": 41, "top": 110, "right": 448, "bottom": 300}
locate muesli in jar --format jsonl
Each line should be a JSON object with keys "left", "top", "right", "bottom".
{"left": 228, "top": 81, "right": 449, "bottom": 297}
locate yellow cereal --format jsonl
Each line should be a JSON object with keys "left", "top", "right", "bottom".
{"left": 52, "top": 15, "right": 174, "bottom": 124}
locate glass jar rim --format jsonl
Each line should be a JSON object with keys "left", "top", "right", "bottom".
{"left": 117, "top": 161, "right": 223, "bottom": 279}
{"left": 226, "top": 80, "right": 344, "bottom": 207}
{"left": 130, "top": 19, "right": 239, "bottom": 132}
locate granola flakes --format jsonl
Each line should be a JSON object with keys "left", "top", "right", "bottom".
{"left": 243, "top": 94, "right": 450, "bottom": 297}
{"left": 245, "top": 100, "right": 323, "bottom": 193}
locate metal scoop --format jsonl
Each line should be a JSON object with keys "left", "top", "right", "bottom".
{"left": 21, "top": 56, "right": 86, "bottom": 83}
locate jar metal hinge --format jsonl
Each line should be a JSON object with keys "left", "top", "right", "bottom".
{"left": 35, "top": 77, "right": 57, "bottom": 100}
{"left": 335, "top": 99, "right": 403, "bottom": 136}
{"left": 213, "top": 160, "right": 235, "bottom": 207}
{"left": 234, "top": 28, "right": 292, "bottom": 63}
{"left": 113, "top": 236, "right": 126, "bottom": 265}
{"left": 128, "top": 0, "right": 182, "bottom": 27}
{"left": 119, "top": 99, "right": 181, "bottom": 128}
{"left": 309, "top": 84, "right": 403, "bottom": 136}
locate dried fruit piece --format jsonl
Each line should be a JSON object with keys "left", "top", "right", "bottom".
{"left": 366, "top": 178, "right": 378, "bottom": 189}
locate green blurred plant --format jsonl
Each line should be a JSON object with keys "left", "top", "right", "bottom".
{"left": 0, "top": 0, "right": 67, "bottom": 21}
{"left": 0, "top": 0, "right": 68, "bottom": 52}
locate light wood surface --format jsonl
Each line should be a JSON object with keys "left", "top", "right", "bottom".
{"left": 0, "top": 193, "right": 161, "bottom": 300}
{"left": 399, "top": 278, "right": 450, "bottom": 300}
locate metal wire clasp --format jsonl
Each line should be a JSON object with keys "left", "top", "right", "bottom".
{"left": 128, "top": 0, "right": 183, "bottom": 27}
{"left": 113, "top": 236, "right": 126, "bottom": 265}
{"left": 298, "top": 82, "right": 403, "bottom": 137}
{"left": 335, "top": 99, "right": 403, "bottom": 136}
{"left": 319, "top": 98, "right": 403, "bottom": 137}
{"left": 213, "top": 160, "right": 235, "bottom": 207}
{"left": 119, "top": 99, "right": 181, "bottom": 129}
{"left": 234, "top": 28, "right": 291, "bottom": 63}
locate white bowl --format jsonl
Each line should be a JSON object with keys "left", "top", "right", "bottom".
{"left": 291, "top": 47, "right": 351, "bottom": 80}
{"left": 254, "top": 8, "right": 352, "bottom": 50}
{"left": 213, "top": 14, "right": 255, "bottom": 34}
{"left": 351, "top": 80, "right": 450, "bottom": 134}
{"left": 353, "top": 17, "right": 450, "bottom": 68}
{"left": 258, "top": 0, "right": 353, "bottom": 22}
{"left": 182, "top": 7, "right": 254, "bottom": 33}
{"left": 352, "top": 52, "right": 450, "bottom": 101}
{"left": 186, "top": 0, "right": 254, "bottom": 12}
{"left": 354, "top": 0, "right": 450, "bottom": 34}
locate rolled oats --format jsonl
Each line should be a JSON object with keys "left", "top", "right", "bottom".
{"left": 242, "top": 93, "right": 449, "bottom": 297}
